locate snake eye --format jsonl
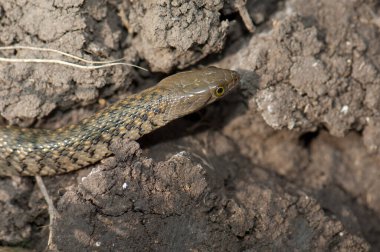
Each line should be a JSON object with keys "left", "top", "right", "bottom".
{"left": 215, "top": 86, "right": 225, "bottom": 97}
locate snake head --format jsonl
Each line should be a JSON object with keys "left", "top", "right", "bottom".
{"left": 158, "top": 66, "right": 240, "bottom": 120}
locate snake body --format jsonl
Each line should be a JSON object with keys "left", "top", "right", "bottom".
{"left": 0, "top": 67, "right": 239, "bottom": 176}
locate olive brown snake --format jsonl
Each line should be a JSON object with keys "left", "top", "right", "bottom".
{"left": 0, "top": 67, "right": 239, "bottom": 176}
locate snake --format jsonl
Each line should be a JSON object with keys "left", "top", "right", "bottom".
{"left": 0, "top": 67, "right": 239, "bottom": 176}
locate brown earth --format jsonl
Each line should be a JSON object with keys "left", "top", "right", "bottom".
{"left": 0, "top": 0, "right": 379, "bottom": 251}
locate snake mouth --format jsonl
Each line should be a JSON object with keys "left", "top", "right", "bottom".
{"left": 202, "top": 94, "right": 213, "bottom": 107}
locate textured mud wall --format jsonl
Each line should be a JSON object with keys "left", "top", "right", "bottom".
{"left": 0, "top": 0, "right": 379, "bottom": 251}
{"left": 0, "top": 0, "right": 133, "bottom": 125}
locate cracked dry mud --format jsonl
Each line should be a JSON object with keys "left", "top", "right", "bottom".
{"left": 0, "top": 0, "right": 380, "bottom": 251}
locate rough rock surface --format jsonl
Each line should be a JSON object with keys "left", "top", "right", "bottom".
{"left": 120, "top": 0, "right": 229, "bottom": 72}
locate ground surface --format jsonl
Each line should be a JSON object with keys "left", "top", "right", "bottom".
{"left": 0, "top": 0, "right": 379, "bottom": 251}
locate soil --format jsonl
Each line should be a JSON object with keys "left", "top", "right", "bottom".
{"left": 0, "top": 0, "right": 379, "bottom": 251}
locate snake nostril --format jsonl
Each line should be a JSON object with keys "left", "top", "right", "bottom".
{"left": 231, "top": 71, "right": 239, "bottom": 82}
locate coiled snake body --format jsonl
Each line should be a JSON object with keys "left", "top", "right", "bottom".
{"left": 0, "top": 67, "right": 239, "bottom": 176}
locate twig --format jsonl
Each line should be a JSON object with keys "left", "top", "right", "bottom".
{"left": 235, "top": 0, "right": 255, "bottom": 33}
{"left": 0, "top": 45, "right": 127, "bottom": 64}
{"left": 0, "top": 45, "right": 148, "bottom": 71}
{"left": 0, "top": 57, "right": 148, "bottom": 71}
{"left": 35, "top": 175, "right": 59, "bottom": 251}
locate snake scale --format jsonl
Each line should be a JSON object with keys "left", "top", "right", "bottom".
{"left": 0, "top": 67, "right": 239, "bottom": 176}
